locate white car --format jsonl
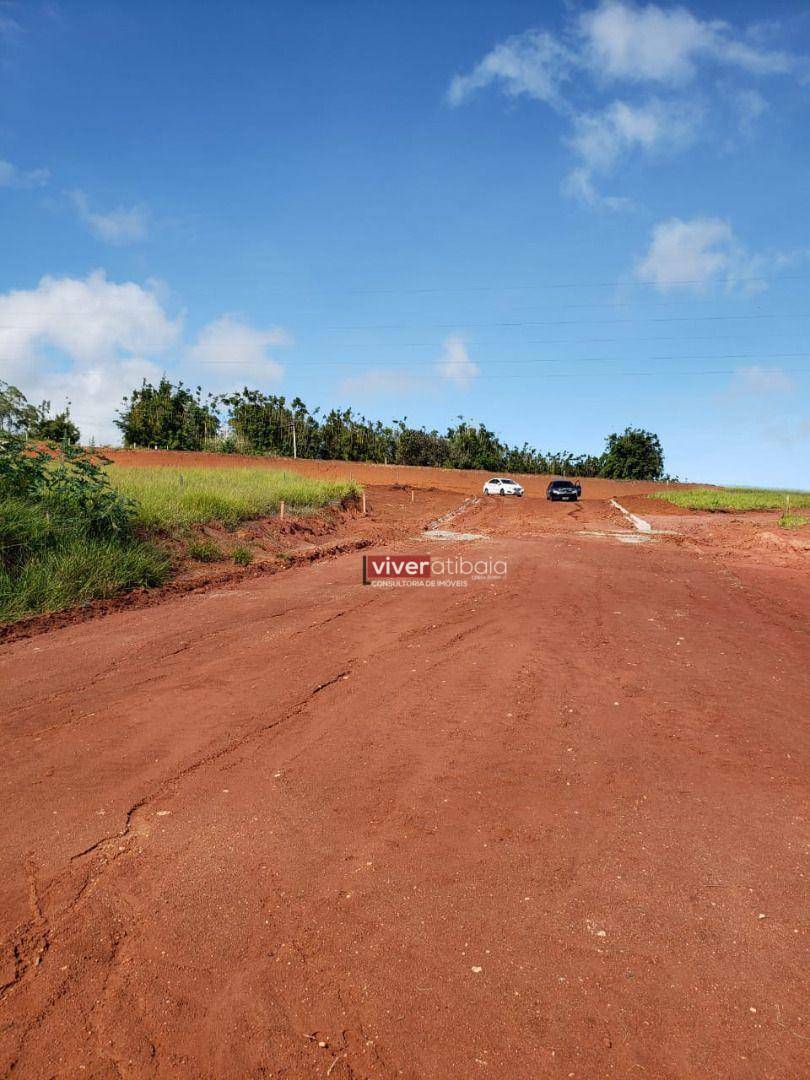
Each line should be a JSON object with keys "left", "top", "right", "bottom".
{"left": 483, "top": 477, "right": 524, "bottom": 497}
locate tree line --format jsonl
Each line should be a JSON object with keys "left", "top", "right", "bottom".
{"left": 0, "top": 382, "right": 80, "bottom": 445}
{"left": 115, "top": 378, "right": 666, "bottom": 480}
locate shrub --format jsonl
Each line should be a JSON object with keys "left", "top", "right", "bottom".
{"left": 778, "top": 513, "right": 810, "bottom": 530}
{"left": 0, "top": 431, "right": 168, "bottom": 622}
{"left": 186, "top": 537, "right": 223, "bottom": 561}
{"left": 232, "top": 546, "right": 253, "bottom": 566}
{"left": 600, "top": 428, "right": 664, "bottom": 481}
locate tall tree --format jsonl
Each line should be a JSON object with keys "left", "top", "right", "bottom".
{"left": 116, "top": 378, "right": 220, "bottom": 449}
{"left": 600, "top": 428, "right": 664, "bottom": 481}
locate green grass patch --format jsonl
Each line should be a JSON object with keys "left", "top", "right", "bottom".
{"left": 778, "top": 513, "right": 810, "bottom": 530}
{"left": 0, "top": 443, "right": 360, "bottom": 624}
{"left": 231, "top": 545, "right": 254, "bottom": 566}
{"left": 652, "top": 487, "right": 810, "bottom": 512}
{"left": 0, "top": 535, "right": 169, "bottom": 623}
{"left": 185, "top": 537, "right": 223, "bottom": 561}
{"left": 108, "top": 466, "right": 361, "bottom": 529}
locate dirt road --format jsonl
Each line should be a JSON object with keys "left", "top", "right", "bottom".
{"left": 1, "top": 490, "right": 808, "bottom": 1078}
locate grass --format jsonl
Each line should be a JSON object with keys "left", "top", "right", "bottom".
{"left": 1, "top": 461, "right": 360, "bottom": 625}
{"left": 108, "top": 465, "right": 361, "bottom": 529}
{"left": 0, "top": 494, "right": 170, "bottom": 624}
{"left": 652, "top": 487, "right": 810, "bottom": 512}
{"left": 778, "top": 513, "right": 810, "bottom": 530}
{"left": 185, "top": 537, "right": 223, "bottom": 561}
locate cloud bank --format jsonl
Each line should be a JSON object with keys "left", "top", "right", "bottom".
{"left": 448, "top": 1, "right": 805, "bottom": 208}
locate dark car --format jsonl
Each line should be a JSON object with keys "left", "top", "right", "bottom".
{"left": 546, "top": 479, "right": 581, "bottom": 502}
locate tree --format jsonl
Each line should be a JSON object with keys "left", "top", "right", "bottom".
{"left": 600, "top": 427, "right": 664, "bottom": 481}
{"left": 116, "top": 378, "right": 220, "bottom": 449}
{"left": 445, "top": 419, "right": 506, "bottom": 472}
{"left": 0, "top": 381, "right": 39, "bottom": 434}
{"left": 29, "top": 401, "right": 81, "bottom": 445}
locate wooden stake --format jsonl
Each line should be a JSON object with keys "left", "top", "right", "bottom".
{"left": 279, "top": 500, "right": 285, "bottom": 520}
{"left": 411, "top": 488, "right": 414, "bottom": 503}
{"left": 362, "top": 492, "right": 367, "bottom": 515}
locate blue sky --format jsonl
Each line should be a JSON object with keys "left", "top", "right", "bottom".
{"left": 1, "top": 0, "right": 809, "bottom": 484}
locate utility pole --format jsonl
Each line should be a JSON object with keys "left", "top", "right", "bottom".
{"left": 291, "top": 416, "right": 297, "bottom": 459}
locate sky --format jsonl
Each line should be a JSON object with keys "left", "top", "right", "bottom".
{"left": 1, "top": 0, "right": 809, "bottom": 485}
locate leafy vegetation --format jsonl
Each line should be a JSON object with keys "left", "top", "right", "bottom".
{"left": 0, "top": 385, "right": 367, "bottom": 623}
{"left": 0, "top": 433, "right": 169, "bottom": 623}
{"left": 115, "top": 377, "right": 220, "bottom": 449}
{"left": 117, "top": 380, "right": 666, "bottom": 480}
{"left": 231, "top": 546, "right": 254, "bottom": 566}
{"left": 29, "top": 406, "right": 80, "bottom": 445}
{"left": 185, "top": 537, "right": 224, "bottom": 561}
{"left": 600, "top": 428, "right": 664, "bottom": 481}
{"left": 778, "top": 514, "right": 810, "bottom": 530}
{"left": 108, "top": 465, "right": 360, "bottom": 529}
{"left": 1, "top": 380, "right": 80, "bottom": 445}
{"left": 653, "top": 488, "right": 810, "bottom": 512}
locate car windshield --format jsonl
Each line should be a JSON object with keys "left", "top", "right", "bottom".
{"left": 552, "top": 481, "right": 573, "bottom": 488}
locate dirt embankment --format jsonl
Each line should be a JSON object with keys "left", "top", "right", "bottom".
{"left": 102, "top": 447, "right": 685, "bottom": 500}
{"left": 0, "top": 484, "right": 464, "bottom": 645}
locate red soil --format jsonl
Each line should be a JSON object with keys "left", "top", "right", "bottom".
{"left": 1, "top": 461, "right": 808, "bottom": 1078}
{"left": 102, "top": 447, "right": 678, "bottom": 499}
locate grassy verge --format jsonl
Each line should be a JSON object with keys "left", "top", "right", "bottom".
{"left": 1, "top": 450, "right": 361, "bottom": 625}
{"left": 652, "top": 487, "right": 810, "bottom": 512}
{"left": 778, "top": 513, "right": 810, "bottom": 530}
{"left": 0, "top": 488, "right": 169, "bottom": 625}
{"left": 108, "top": 465, "right": 361, "bottom": 529}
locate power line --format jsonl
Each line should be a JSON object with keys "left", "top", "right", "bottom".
{"left": 122, "top": 271, "right": 810, "bottom": 297}
{"left": 3, "top": 350, "right": 809, "bottom": 370}
{"left": 320, "top": 312, "right": 810, "bottom": 330}
{"left": 184, "top": 350, "right": 810, "bottom": 368}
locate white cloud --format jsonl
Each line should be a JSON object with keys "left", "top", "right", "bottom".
{"left": 564, "top": 97, "right": 699, "bottom": 205}
{"left": 338, "top": 369, "right": 422, "bottom": 399}
{"left": 561, "top": 167, "right": 631, "bottom": 210}
{"left": 570, "top": 98, "right": 697, "bottom": 171}
{"left": 579, "top": 1, "right": 794, "bottom": 85}
{"left": 447, "top": 2, "right": 804, "bottom": 208}
{"left": 0, "top": 159, "right": 49, "bottom": 188}
{"left": 436, "top": 336, "right": 479, "bottom": 389}
{"left": 728, "top": 366, "right": 796, "bottom": 397}
{"left": 728, "top": 87, "right": 767, "bottom": 135}
{"left": 69, "top": 189, "right": 149, "bottom": 244}
{"left": 185, "top": 315, "right": 291, "bottom": 388}
{"left": 447, "top": 30, "right": 574, "bottom": 109}
{"left": 636, "top": 217, "right": 809, "bottom": 293}
{"left": 0, "top": 271, "right": 182, "bottom": 442}
{"left": 635, "top": 217, "right": 743, "bottom": 291}
{"left": 25, "top": 358, "right": 166, "bottom": 445}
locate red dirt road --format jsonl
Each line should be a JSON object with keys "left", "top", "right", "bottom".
{"left": 1, "top": 488, "right": 808, "bottom": 1078}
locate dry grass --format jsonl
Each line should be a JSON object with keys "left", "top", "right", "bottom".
{"left": 108, "top": 465, "right": 361, "bottom": 529}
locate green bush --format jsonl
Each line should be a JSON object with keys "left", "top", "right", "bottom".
{"left": 0, "top": 432, "right": 169, "bottom": 623}
{"left": 778, "top": 513, "right": 810, "bottom": 530}
{"left": 186, "top": 537, "right": 223, "bottom": 561}
{"left": 232, "top": 546, "right": 253, "bottom": 566}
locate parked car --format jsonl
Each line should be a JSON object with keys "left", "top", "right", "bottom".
{"left": 546, "top": 479, "right": 581, "bottom": 501}
{"left": 483, "top": 477, "right": 524, "bottom": 497}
